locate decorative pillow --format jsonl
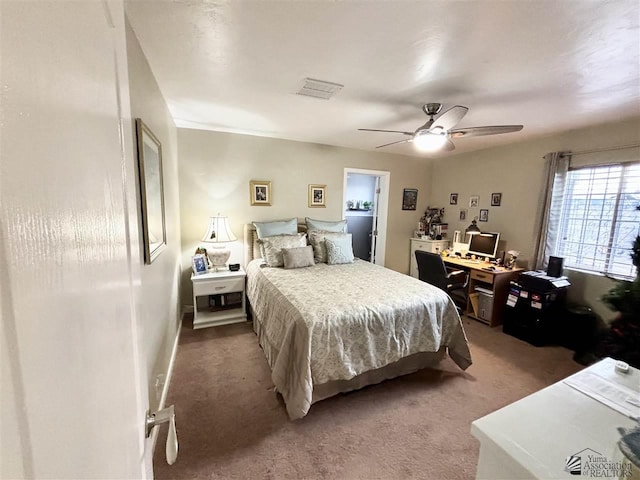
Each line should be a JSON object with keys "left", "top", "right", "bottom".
{"left": 308, "top": 231, "right": 350, "bottom": 263}
{"left": 258, "top": 233, "right": 307, "bottom": 267}
{"left": 282, "top": 246, "right": 315, "bottom": 269}
{"left": 325, "top": 235, "right": 355, "bottom": 265}
{"left": 305, "top": 217, "right": 348, "bottom": 233}
{"left": 253, "top": 218, "right": 297, "bottom": 239}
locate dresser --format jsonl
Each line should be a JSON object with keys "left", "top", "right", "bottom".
{"left": 409, "top": 238, "right": 450, "bottom": 278}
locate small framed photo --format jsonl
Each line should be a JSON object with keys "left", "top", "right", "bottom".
{"left": 308, "top": 184, "right": 326, "bottom": 208}
{"left": 469, "top": 195, "right": 479, "bottom": 208}
{"left": 402, "top": 188, "right": 418, "bottom": 210}
{"left": 192, "top": 254, "right": 208, "bottom": 275}
{"left": 479, "top": 209, "right": 489, "bottom": 222}
{"left": 459, "top": 209, "right": 467, "bottom": 221}
{"left": 250, "top": 180, "right": 272, "bottom": 206}
{"left": 450, "top": 193, "right": 458, "bottom": 205}
{"left": 491, "top": 193, "right": 502, "bottom": 206}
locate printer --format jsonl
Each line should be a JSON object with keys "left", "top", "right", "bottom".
{"left": 519, "top": 270, "right": 571, "bottom": 290}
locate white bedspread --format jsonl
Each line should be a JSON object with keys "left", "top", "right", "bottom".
{"left": 246, "top": 258, "right": 472, "bottom": 419}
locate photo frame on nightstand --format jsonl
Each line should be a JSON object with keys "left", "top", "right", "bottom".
{"left": 192, "top": 254, "right": 207, "bottom": 275}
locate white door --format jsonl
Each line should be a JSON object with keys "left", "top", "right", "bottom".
{"left": 1, "top": 2, "right": 150, "bottom": 478}
{"left": 370, "top": 177, "right": 381, "bottom": 263}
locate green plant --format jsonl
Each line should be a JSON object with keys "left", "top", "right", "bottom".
{"left": 598, "top": 205, "right": 640, "bottom": 367}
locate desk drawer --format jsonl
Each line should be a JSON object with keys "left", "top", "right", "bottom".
{"left": 193, "top": 277, "right": 244, "bottom": 297}
{"left": 470, "top": 269, "right": 494, "bottom": 285}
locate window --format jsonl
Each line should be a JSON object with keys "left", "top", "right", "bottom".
{"left": 552, "top": 162, "right": 640, "bottom": 279}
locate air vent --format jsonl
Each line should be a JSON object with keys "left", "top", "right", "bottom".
{"left": 297, "top": 78, "right": 344, "bottom": 100}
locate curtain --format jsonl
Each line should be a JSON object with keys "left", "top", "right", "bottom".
{"left": 532, "top": 151, "right": 571, "bottom": 270}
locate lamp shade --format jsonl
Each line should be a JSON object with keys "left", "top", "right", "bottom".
{"left": 201, "top": 215, "right": 236, "bottom": 271}
{"left": 202, "top": 215, "right": 237, "bottom": 243}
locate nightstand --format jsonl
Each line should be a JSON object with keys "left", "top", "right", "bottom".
{"left": 191, "top": 268, "right": 247, "bottom": 329}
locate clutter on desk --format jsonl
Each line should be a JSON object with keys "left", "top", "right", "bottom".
{"left": 505, "top": 250, "right": 520, "bottom": 269}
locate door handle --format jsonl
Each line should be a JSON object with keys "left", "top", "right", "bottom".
{"left": 146, "top": 405, "right": 178, "bottom": 465}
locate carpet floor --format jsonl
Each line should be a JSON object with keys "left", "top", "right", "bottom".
{"left": 153, "top": 316, "right": 582, "bottom": 479}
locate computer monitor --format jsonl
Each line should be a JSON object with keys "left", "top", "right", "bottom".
{"left": 467, "top": 232, "right": 500, "bottom": 259}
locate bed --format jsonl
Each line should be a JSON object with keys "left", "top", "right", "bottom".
{"left": 244, "top": 222, "right": 472, "bottom": 419}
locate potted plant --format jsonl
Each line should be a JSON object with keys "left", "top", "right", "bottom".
{"left": 597, "top": 205, "right": 640, "bottom": 368}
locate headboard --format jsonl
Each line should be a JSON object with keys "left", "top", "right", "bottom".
{"left": 243, "top": 221, "right": 308, "bottom": 266}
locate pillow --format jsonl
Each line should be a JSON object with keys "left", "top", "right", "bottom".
{"left": 258, "top": 233, "right": 307, "bottom": 267}
{"left": 253, "top": 218, "right": 297, "bottom": 239}
{"left": 308, "top": 231, "right": 350, "bottom": 263}
{"left": 305, "top": 217, "right": 348, "bottom": 233}
{"left": 325, "top": 235, "right": 355, "bottom": 265}
{"left": 282, "top": 246, "right": 315, "bottom": 269}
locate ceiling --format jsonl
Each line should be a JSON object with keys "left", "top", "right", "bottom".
{"left": 125, "top": 1, "right": 640, "bottom": 158}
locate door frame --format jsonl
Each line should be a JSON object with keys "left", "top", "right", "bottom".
{"left": 342, "top": 168, "right": 391, "bottom": 266}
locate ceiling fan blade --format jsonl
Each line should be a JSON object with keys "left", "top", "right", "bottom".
{"left": 449, "top": 125, "right": 523, "bottom": 138}
{"left": 443, "top": 138, "right": 456, "bottom": 151}
{"left": 358, "top": 128, "right": 414, "bottom": 136}
{"left": 375, "top": 139, "right": 411, "bottom": 149}
{"left": 432, "top": 105, "right": 469, "bottom": 131}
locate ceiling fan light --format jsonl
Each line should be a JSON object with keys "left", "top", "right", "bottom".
{"left": 413, "top": 131, "right": 448, "bottom": 152}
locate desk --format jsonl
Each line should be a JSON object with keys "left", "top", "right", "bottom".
{"left": 471, "top": 358, "right": 639, "bottom": 479}
{"left": 443, "top": 257, "right": 522, "bottom": 327}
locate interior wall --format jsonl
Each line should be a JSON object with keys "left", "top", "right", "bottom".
{"left": 428, "top": 116, "right": 640, "bottom": 322}
{"left": 177, "top": 128, "right": 432, "bottom": 306}
{"left": 125, "top": 18, "right": 182, "bottom": 411}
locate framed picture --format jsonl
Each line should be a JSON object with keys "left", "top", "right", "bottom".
{"left": 459, "top": 209, "right": 467, "bottom": 221}
{"left": 192, "top": 254, "right": 208, "bottom": 275}
{"left": 135, "top": 118, "right": 166, "bottom": 264}
{"left": 491, "top": 193, "right": 502, "bottom": 206}
{"left": 402, "top": 188, "right": 418, "bottom": 210}
{"left": 469, "top": 195, "right": 479, "bottom": 208}
{"left": 479, "top": 209, "right": 489, "bottom": 222}
{"left": 250, "top": 180, "right": 272, "bottom": 206}
{"left": 450, "top": 193, "right": 458, "bottom": 205}
{"left": 308, "top": 184, "right": 326, "bottom": 208}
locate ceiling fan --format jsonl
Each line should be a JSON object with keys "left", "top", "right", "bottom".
{"left": 358, "top": 103, "right": 523, "bottom": 152}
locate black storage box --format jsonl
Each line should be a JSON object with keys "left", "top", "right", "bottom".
{"left": 503, "top": 271, "right": 570, "bottom": 347}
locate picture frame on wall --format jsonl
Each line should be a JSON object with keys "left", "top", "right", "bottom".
{"left": 479, "top": 209, "right": 489, "bottom": 222}
{"left": 250, "top": 180, "right": 272, "bottom": 206}
{"left": 450, "top": 193, "right": 458, "bottom": 205}
{"left": 135, "top": 118, "right": 167, "bottom": 265}
{"left": 491, "top": 192, "right": 502, "bottom": 206}
{"left": 469, "top": 195, "right": 479, "bottom": 208}
{"left": 308, "top": 184, "right": 326, "bottom": 208}
{"left": 459, "top": 209, "right": 467, "bottom": 221}
{"left": 402, "top": 188, "right": 418, "bottom": 210}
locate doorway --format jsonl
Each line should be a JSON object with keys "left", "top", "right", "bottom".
{"left": 342, "top": 168, "right": 390, "bottom": 266}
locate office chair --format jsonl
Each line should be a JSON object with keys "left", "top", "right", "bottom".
{"left": 415, "top": 250, "right": 469, "bottom": 312}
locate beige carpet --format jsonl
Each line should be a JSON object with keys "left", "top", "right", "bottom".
{"left": 153, "top": 316, "right": 582, "bottom": 479}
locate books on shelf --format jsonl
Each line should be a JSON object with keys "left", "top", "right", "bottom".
{"left": 474, "top": 286, "right": 494, "bottom": 296}
{"left": 208, "top": 292, "right": 243, "bottom": 311}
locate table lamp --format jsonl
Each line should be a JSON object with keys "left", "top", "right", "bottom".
{"left": 202, "top": 214, "right": 237, "bottom": 271}
{"left": 465, "top": 217, "right": 481, "bottom": 243}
